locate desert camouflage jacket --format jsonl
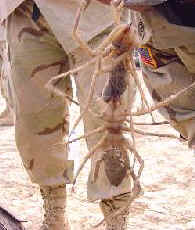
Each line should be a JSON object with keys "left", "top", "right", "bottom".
{"left": 0, "top": 0, "right": 113, "bottom": 52}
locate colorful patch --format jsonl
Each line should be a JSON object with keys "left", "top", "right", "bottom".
{"left": 138, "top": 46, "right": 157, "bottom": 69}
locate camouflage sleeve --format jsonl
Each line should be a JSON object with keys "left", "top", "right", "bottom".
{"left": 96, "top": 0, "right": 167, "bottom": 5}
{"left": 122, "top": 0, "right": 167, "bottom": 7}
{"left": 175, "top": 45, "right": 195, "bottom": 73}
{"left": 95, "top": 0, "right": 112, "bottom": 5}
{"left": 95, "top": 0, "right": 167, "bottom": 11}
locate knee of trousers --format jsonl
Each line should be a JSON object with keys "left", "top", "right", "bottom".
{"left": 14, "top": 116, "right": 74, "bottom": 187}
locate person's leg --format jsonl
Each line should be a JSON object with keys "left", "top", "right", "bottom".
{"left": 6, "top": 1, "right": 73, "bottom": 229}
{"left": 71, "top": 9, "right": 136, "bottom": 229}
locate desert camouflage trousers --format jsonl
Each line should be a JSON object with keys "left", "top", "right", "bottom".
{"left": 6, "top": 0, "right": 135, "bottom": 201}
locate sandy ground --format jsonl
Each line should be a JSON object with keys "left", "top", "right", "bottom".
{"left": 0, "top": 84, "right": 195, "bottom": 230}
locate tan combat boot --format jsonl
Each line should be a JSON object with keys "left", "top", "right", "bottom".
{"left": 40, "top": 185, "right": 70, "bottom": 230}
{"left": 100, "top": 193, "right": 131, "bottom": 230}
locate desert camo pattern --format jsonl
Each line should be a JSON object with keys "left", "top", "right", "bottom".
{"left": 6, "top": 1, "right": 135, "bottom": 203}
{"left": 132, "top": 8, "right": 195, "bottom": 148}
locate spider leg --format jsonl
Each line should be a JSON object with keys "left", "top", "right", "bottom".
{"left": 127, "top": 56, "right": 156, "bottom": 121}
{"left": 111, "top": 0, "right": 124, "bottom": 25}
{"left": 72, "top": 131, "right": 108, "bottom": 186}
{"left": 46, "top": 56, "right": 98, "bottom": 94}
{"left": 46, "top": 81, "right": 79, "bottom": 105}
{"left": 122, "top": 126, "right": 181, "bottom": 140}
{"left": 121, "top": 81, "right": 195, "bottom": 117}
{"left": 70, "top": 57, "right": 102, "bottom": 135}
{"left": 72, "top": 0, "right": 130, "bottom": 59}
{"left": 68, "top": 125, "right": 105, "bottom": 144}
{"left": 133, "top": 121, "right": 169, "bottom": 126}
{"left": 124, "top": 138, "right": 144, "bottom": 179}
{"left": 96, "top": 24, "right": 129, "bottom": 53}
{"left": 72, "top": 0, "right": 97, "bottom": 56}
